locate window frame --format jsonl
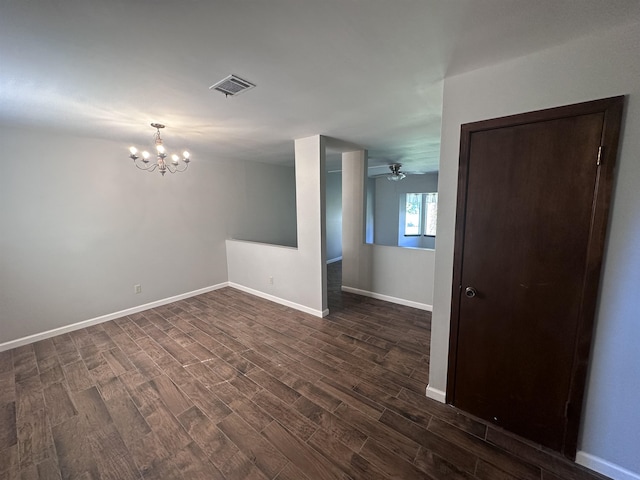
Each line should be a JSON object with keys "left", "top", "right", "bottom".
{"left": 403, "top": 192, "right": 437, "bottom": 237}
{"left": 423, "top": 192, "right": 438, "bottom": 237}
{"left": 403, "top": 192, "right": 424, "bottom": 237}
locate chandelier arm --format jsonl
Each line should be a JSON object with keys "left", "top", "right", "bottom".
{"left": 173, "top": 162, "right": 189, "bottom": 173}
{"left": 133, "top": 159, "right": 158, "bottom": 172}
{"left": 163, "top": 161, "right": 190, "bottom": 174}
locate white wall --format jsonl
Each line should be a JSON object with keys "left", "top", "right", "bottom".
{"left": 0, "top": 126, "right": 300, "bottom": 347}
{"left": 342, "top": 152, "right": 435, "bottom": 310}
{"left": 429, "top": 22, "right": 640, "bottom": 478}
{"left": 226, "top": 135, "right": 328, "bottom": 316}
{"left": 230, "top": 162, "right": 297, "bottom": 247}
{"left": 372, "top": 173, "right": 438, "bottom": 249}
{"left": 325, "top": 171, "right": 342, "bottom": 261}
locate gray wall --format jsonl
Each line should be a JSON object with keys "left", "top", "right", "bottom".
{"left": 0, "top": 126, "right": 297, "bottom": 345}
{"left": 373, "top": 173, "right": 439, "bottom": 249}
{"left": 429, "top": 21, "right": 640, "bottom": 478}
{"left": 230, "top": 162, "right": 297, "bottom": 247}
{"left": 325, "top": 171, "right": 342, "bottom": 261}
{"left": 226, "top": 135, "right": 328, "bottom": 317}
{"left": 365, "top": 178, "right": 375, "bottom": 244}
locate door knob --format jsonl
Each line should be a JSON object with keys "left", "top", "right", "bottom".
{"left": 464, "top": 286, "right": 478, "bottom": 298}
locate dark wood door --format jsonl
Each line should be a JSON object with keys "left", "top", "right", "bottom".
{"left": 447, "top": 97, "right": 624, "bottom": 457}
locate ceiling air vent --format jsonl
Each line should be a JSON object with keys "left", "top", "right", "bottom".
{"left": 209, "top": 74, "right": 256, "bottom": 97}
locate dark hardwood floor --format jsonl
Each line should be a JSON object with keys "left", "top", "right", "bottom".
{"left": 0, "top": 261, "right": 609, "bottom": 479}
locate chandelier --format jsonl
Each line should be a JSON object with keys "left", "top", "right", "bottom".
{"left": 128, "top": 123, "right": 191, "bottom": 176}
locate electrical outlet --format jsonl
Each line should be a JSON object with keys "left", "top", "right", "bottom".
{"left": 134, "top": 284, "right": 142, "bottom": 294}
{"left": 269, "top": 276, "right": 274, "bottom": 285}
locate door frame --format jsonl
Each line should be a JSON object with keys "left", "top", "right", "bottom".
{"left": 446, "top": 96, "right": 625, "bottom": 458}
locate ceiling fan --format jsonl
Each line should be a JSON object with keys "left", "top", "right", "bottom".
{"left": 387, "top": 163, "right": 406, "bottom": 181}
{"left": 370, "top": 163, "right": 408, "bottom": 181}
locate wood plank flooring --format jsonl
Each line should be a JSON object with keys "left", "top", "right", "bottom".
{"left": 0, "top": 262, "right": 610, "bottom": 479}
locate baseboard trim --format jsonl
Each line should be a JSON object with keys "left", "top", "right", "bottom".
{"left": 341, "top": 286, "right": 433, "bottom": 311}
{"left": 426, "top": 384, "right": 447, "bottom": 403}
{"left": 0, "top": 283, "right": 230, "bottom": 352}
{"left": 327, "top": 256, "right": 342, "bottom": 264}
{"left": 228, "top": 283, "right": 326, "bottom": 318}
{"left": 576, "top": 451, "right": 640, "bottom": 480}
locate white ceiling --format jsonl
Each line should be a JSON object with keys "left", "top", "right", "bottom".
{"left": 1, "top": 0, "right": 639, "bottom": 174}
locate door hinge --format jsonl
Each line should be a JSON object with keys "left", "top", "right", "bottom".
{"left": 597, "top": 145, "right": 603, "bottom": 166}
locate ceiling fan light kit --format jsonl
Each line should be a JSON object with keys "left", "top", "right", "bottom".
{"left": 388, "top": 163, "right": 406, "bottom": 181}
{"left": 128, "top": 123, "right": 191, "bottom": 176}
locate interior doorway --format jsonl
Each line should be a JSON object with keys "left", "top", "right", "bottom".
{"left": 326, "top": 159, "right": 343, "bottom": 312}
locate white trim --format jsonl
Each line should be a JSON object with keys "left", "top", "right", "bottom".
{"left": 426, "top": 384, "right": 447, "bottom": 403}
{"left": 0, "top": 283, "right": 229, "bottom": 352}
{"left": 228, "top": 283, "right": 326, "bottom": 318}
{"left": 326, "top": 256, "right": 342, "bottom": 264}
{"left": 576, "top": 451, "right": 640, "bottom": 480}
{"left": 341, "top": 285, "right": 433, "bottom": 312}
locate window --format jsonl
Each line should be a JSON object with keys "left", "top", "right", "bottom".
{"left": 424, "top": 192, "right": 438, "bottom": 236}
{"left": 404, "top": 192, "right": 438, "bottom": 236}
{"left": 404, "top": 193, "right": 423, "bottom": 235}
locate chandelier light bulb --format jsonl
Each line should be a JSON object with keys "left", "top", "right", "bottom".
{"left": 129, "top": 146, "right": 137, "bottom": 155}
{"left": 171, "top": 154, "right": 180, "bottom": 164}
{"left": 156, "top": 144, "right": 165, "bottom": 154}
{"left": 183, "top": 151, "right": 190, "bottom": 159}
{"left": 142, "top": 151, "right": 150, "bottom": 159}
